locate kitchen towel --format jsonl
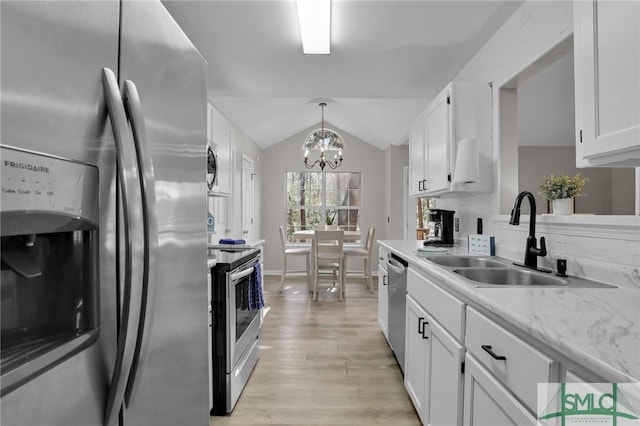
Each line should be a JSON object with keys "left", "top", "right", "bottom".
{"left": 414, "top": 246, "right": 449, "bottom": 256}
{"left": 219, "top": 238, "right": 246, "bottom": 245}
{"left": 248, "top": 262, "right": 265, "bottom": 311}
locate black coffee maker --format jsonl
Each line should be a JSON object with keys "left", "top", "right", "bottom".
{"left": 424, "top": 209, "right": 455, "bottom": 246}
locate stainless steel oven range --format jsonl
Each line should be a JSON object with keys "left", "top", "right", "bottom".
{"left": 209, "top": 247, "right": 262, "bottom": 415}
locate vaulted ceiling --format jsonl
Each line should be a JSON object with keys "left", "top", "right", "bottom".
{"left": 162, "top": 0, "right": 522, "bottom": 150}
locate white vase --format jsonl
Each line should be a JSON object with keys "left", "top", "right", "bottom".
{"left": 552, "top": 198, "right": 574, "bottom": 215}
{"left": 324, "top": 224, "right": 338, "bottom": 230}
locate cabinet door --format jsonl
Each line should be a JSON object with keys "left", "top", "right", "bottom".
{"left": 574, "top": 0, "right": 640, "bottom": 166}
{"left": 377, "top": 263, "right": 389, "bottom": 340}
{"left": 208, "top": 196, "right": 229, "bottom": 240}
{"left": 428, "top": 317, "right": 464, "bottom": 426}
{"left": 404, "top": 295, "right": 430, "bottom": 424}
{"left": 425, "top": 86, "right": 452, "bottom": 193}
{"left": 409, "top": 118, "right": 427, "bottom": 196}
{"left": 463, "top": 354, "right": 537, "bottom": 426}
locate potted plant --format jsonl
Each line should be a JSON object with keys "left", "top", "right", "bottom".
{"left": 324, "top": 210, "right": 338, "bottom": 230}
{"left": 538, "top": 173, "right": 588, "bottom": 215}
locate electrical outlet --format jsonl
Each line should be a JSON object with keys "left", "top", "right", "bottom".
{"left": 454, "top": 217, "right": 460, "bottom": 232}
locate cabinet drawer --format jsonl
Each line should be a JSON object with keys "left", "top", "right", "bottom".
{"left": 465, "top": 307, "right": 558, "bottom": 412}
{"left": 407, "top": 268, "right": 465, "bottom": 340}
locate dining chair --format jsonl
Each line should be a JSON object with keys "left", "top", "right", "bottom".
{"left": 343, "top": 227, "right": 376, "bottom": 293}
{"left": 278, "top": 226, "right": 311, "bottom": 292}
{"left": 312, "top": 230, "right": 345, "bottom": 301}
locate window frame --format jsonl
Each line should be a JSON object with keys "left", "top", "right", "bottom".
{"left": 284, "top": 171, "right": 362, "bottom": 242}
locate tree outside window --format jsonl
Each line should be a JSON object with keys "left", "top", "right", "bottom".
{"left": 285, "top": 171, "right": 361, "bottom": 241}
{"left": 416, "top": 197, "right": 435, "bottom": 240}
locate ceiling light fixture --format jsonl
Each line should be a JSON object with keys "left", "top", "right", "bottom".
{"left": 303, "top": 103, "right": 344, "bottom": 170}
{"left": 296, "top": 0, "right": 331, "bottom": 54}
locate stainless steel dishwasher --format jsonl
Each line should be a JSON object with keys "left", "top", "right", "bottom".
{"left": 387, "top": 253, "right": 408, "bottom": 373}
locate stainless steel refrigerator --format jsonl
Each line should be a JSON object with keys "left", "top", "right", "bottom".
{"left": 0, "top": 1, "right": 209, "bottom": 425}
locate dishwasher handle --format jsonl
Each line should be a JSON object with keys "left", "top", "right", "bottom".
{"left": 386, "top": 258, "right": 406, "bottom": 274}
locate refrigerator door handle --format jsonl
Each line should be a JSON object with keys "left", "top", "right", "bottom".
{"left": 102, "top": 68, "right": 146, "bottom": 426}
{"left": 122, "top": 79, "right": 159, "bottom": 405}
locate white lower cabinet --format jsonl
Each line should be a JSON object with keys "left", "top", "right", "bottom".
{"left": 378, "top": 262, "right": 389, "bottom": 341}
{"left": 405, "top": 295, "right": 429, "bottom": 423}
{"left": 405, "top": 294, "right": 464, "bottom": 425}
{"left": 465, "top": 307, "right": 558, "bottom": 412}
{"left": 402, "top": 267, "right": 563, "bottom": 425}
{"left": 463, "top": 353, "right": 537, "bottom": 426}
{"left": 427, "top": 314, "right": 464, "bottom": 426}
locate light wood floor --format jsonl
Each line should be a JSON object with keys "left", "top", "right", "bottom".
{"left": 210, "top": 275, "right": 420, "bottom": 425}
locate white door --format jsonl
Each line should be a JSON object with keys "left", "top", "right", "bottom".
{"left": 241, "top": 155, "right": 255, "bottom": 241}
{"left": 408, "top": 117, "right": 426, "bottom": 196}
{"left": 463, "top": 354, "right": 536, "bottom": 426}
{"left": 425, "top": 86, "right": 452, "bottom": 193}
{"left": 428, "top": 316, "right": 464, "bottom": 426}
{"left": 377, "top": 263, "right": 389, "bottom": 340}
{"left": 574, "top": 0, "right": 640, "bottom": 165}
{"left": 404, "top": 295, "right": 430, "bottom": 424}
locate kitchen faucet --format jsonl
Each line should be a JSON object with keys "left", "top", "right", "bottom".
{"left": 509, "top": 191, "right": 549, "bottom": 272}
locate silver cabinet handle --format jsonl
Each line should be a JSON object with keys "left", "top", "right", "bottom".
{"left": 122, "top": 79, "right": 159, "bottom": 405}
{"left": 102, "top": 68, "right": 145, "bottom": 426}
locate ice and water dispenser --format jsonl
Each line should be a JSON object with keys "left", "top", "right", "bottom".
{"left": 1, "top": 146, "right": 100, "bottom": 395}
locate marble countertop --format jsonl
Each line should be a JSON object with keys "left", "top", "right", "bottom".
{"left": 378, "top": 240, "right": 640, "bottom": 384}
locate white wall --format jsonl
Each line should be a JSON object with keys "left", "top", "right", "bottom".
{"left": 428, "top": 0, "right": 639, "bottom": 288}
{"left": 517, "top": 36, "right": 575, "bottom": 147}
{"left": 385, "top": 144, "right": 409, "bottom": 240}
{"left": 260, "top": 125, "right": 387, "bottom": 273}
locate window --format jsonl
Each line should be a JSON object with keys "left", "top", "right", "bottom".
{"left": 416, "top": 198, "right": 435, "bottom": 240}
{"left": 285, "top": 171, "right": 361, "bottom": 241}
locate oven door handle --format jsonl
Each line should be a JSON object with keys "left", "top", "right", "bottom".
{"left": 230, "top": 266, "right": 255, "bottom": 282}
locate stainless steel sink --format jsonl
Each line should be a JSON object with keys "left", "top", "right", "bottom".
{"left": 453, "top": 267, "right": 568, "bottom": 287}
{"left": 427, "top": 255, "right": 505, "bottom": 268}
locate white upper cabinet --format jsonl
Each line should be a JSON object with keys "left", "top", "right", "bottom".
{"left": 208, "top": 102, "right": 233, "bottom": 196}
{"left": 408, "top": 116, "right": 427, "bottom": 197}
{"left": 425, "top": 86, "right": 452, "bottom": 194}
{"left": 574, "top": 0, "right": 640, "bottom": 167}
{"left": 409, "top": 81, "right": 492, "bottom": 197}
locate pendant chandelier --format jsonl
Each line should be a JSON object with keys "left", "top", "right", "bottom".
{"left": 303, "top": 102, "right": 344, "bottom": 170}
